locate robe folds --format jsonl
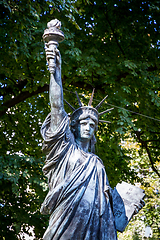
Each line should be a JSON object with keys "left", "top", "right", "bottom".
{"left": 40, "top": 112, "right": 117, "bottom": 240}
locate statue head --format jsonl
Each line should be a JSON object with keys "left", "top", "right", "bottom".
{"left": 70, "top": 106, "right": 98, "bottom": 131}
{"left": 70, "top": 110, "right": 98, "bottom": 153}
{"left": 70, "top": 106, "right": 98, "bottom": 130}
{"left": 65, "top": 90, "right": 113, "bottom": 153}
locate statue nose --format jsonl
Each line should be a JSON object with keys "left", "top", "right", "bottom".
{"left": 85, "top": 124, "right": 90, "bottom": 130}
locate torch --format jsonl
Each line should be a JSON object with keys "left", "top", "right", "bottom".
{"left": 43, "top": 19, "right": 65, "bottom": 74}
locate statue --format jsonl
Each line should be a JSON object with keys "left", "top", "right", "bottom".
{"left": 40, "top": 19, "right": 145, "bottom": 240}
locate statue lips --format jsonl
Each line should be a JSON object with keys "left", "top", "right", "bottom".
{"left": 84, "top": 131, "right": 90, "bottom": 136}
{"left": 82, "top": 131, "right": 92, "bottom": 139}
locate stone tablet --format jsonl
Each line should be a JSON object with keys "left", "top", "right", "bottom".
{"left": 112, "top": 181, "right": 145, "bottom": 232}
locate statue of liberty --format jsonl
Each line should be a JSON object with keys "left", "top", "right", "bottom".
{"left": 40, "top": 19, "right": 145, "bottom": 240}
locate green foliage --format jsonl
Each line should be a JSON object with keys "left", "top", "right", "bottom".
{"left": 118, "top": 143, "right": 160, "bottom": 239}
{"left": 0, "top": 154, "right": 48, "bottom": 239}
{"left": 0, "top": 0, "right": 160, "bottom": 238}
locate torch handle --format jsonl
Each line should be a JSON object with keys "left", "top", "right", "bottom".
{"left": 45, "top": 42, "right": 58, "bottom": 74}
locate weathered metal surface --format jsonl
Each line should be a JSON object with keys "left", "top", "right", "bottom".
{"left": 112, "top": 181, "right": 145, "bottom": 232}
{"left": 40, "top": 19, "right": 145, "bottom": 240}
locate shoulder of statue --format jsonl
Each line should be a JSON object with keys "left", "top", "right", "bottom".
{"left": 94, "top": 154, "right": 105, "bottom": 165}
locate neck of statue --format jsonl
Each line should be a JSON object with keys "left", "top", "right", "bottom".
{"left": 75, "top": 138, "right": 90, "bottom": 152}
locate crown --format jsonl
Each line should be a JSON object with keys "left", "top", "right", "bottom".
{"left": 64, "top": 89, "right": 113, "bottom": 124}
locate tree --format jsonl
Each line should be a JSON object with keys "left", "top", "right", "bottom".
{"left": 0, "top": 0, "right": 160, "bottom": 239}
{"left": 117, "top": 138, "right": 160, "bottom": 239}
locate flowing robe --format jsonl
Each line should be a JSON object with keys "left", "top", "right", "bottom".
{"left": 40, "top": 112, "right": 117, "bottom": 240}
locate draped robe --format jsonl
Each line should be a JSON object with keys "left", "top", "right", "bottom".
{"left": 40, "top": 112, "right": 117, "bottom": 240}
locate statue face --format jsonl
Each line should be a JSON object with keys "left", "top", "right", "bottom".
{"left": 76, "top": 117, "right": 96, "bottom": 141}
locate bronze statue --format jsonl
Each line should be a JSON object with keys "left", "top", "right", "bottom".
{"left": 40, "top": 19, "right": 145, "bottom": 240}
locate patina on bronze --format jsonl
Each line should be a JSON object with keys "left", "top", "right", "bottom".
{"left": 40, "top": 19, "right": 145, "bottom": 240}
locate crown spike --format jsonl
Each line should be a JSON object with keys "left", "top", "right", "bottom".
{"left": 98, "top": 108, "right": 114, "bottom": 116}
{"left": 64, "top": 99, "right": 76, "bottom": 111}
{"left": 75, "top": 91, "right": 83, "bottom": 107}
{"left": 88, "top": 88, "right": 95, "bottom": 106}
{"left": 99, "top": 120, "right": 111, "bottom": 123}
{"left": 95, "top": 95, "right": 108, "bottom": 110}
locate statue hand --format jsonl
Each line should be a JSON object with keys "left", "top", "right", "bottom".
{"left": 55, "top": 48, "right": 61, "bottom": 66}
{"left": 45, "top": 47, "right": 61, "bottom": 74}
{"left": 45, "top": 47, "right": 55, "bottom": 63}
{"left": 133, "top": 200, "right": 145, "bottom": 215}
{"left": 45, "top": 47, "right": 61, "bottom": 63}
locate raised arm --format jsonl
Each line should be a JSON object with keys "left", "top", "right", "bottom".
{"left": 47, "top": 48, "right": 65, "bottom": 131}
{"left": 43, "top": 19, "right": 65, "bottom": 132}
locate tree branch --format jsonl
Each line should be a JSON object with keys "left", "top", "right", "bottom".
{"left": 0, "top": 75, "right": 109, "bottom": 118}
{"left": 104, "top": 10, "right": 125, "bottom": 56}
{"left": 144, "top": 140, "right": 160, "bottom": 142}
{"left": 2, "top": 78, "right": 28, "bottom": 98}
{"left": 149, "top": 146, "right": 160, "bottom": 150}
{"left": 0, "top": 84, "right": 49, "bottom": 117}
{"left": 135, "top": 131, "right": 160, "bottom": 178}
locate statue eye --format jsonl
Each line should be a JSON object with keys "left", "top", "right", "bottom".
{"left": 80, "top": 121, "right": 87, "bottom": 126}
